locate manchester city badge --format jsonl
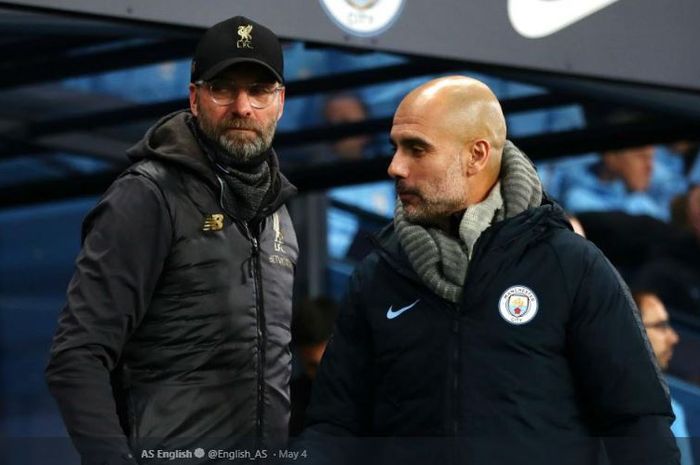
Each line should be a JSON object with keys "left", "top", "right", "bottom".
{"left": 498, "top": 285, "right": 538, "bottom": 325}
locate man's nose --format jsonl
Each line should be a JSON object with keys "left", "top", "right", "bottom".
{"left": 669, "top": 327, "right": 680, "bottom": 346}
{"left": 388, "top": 152, "right": 407, "bottom": 179}
{"left": 228, "top": 89, "right": 254, "bottom": 116}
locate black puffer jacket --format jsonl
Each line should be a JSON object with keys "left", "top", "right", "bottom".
{"left": 46, "top": 111, "right": 298, "bottom": 464}
{"left": 303, "top": 201, "right": 679, "bottom": 465}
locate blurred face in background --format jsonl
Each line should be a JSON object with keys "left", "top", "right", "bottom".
{"left": 567, "top": 215, "right": 586, "bottom": 237}
{"left": 687, "top": 186, "right": 700, "bottom": 240}
{"left": 638, "top": 294, "right": 679, "bottom": 370}
{"left": 299, "top": 342, "right": 328, "bottom": 380}
{"left": 325, "top": 94, "right": 370, "bottom": 160}
{"left": 602, "top": 145, "right": 655, "bottom": 192}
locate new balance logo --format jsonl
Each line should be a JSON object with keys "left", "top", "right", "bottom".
{"left": 202, "top": 214, "right": 224, "bottom": 231}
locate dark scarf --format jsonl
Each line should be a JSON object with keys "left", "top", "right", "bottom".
{"left": 189, "top": 118, "right": 273, "bottom": 222}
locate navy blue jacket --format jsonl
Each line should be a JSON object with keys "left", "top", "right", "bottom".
{"left": 303, "top": 202, "right": 679, "bottom": 465}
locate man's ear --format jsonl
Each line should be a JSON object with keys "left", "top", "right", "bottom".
{"left": 466, "top": 139, "right": 491, "bottom": 176}
{"left": 188, "top": 83, "right": 198, "bottom": 116}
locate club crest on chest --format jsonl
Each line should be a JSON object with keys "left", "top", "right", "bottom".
{"left": 499, "top": 285, "right": 538, "bottom": 325}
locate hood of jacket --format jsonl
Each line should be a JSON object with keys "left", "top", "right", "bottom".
{"left": 126, "top": 109, "right": 297, "bottom": 214}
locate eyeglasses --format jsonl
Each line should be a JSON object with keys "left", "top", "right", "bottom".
{"left": 195, "top": 80, "right": 283, "bottom": 109}
{"left": 644, "top": 320, "right": 674, "bottom": 331}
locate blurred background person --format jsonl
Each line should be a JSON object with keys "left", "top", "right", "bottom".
{"left": 323, "top": 93, "right": 371, "bottom": 161}
{"left": 635, "top": 185, "right": 700, "bottom": 314}
{"left": 566, "top": 213, "right": 586, "bottom": 237}
{"left": 289, "top": 92, "right": 372, "bottom": 165}
{"left": 543, "top": 105, "right": 671, "bottom": 222}
{"left": 650, "top": 141, "right": 699, "bottom": 209}
{"left": 633, "top": 291, "right": 693, "bottom": 465}
{"left": 289, "top": 296, "right": 339, "bottom": 436}
{"left": 558, "top": 145, "right": 668, "bottom": 220}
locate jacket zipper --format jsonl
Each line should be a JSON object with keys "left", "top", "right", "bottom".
{"left": 451, "top": 238, "right": 492, "bottom": 439}
{"left": 216, "top": 177, "right": 266, "bottom": 443}
{"left": 373, "top": 234, "right": 463, "bottom": 436}
{"left": 243, "top": 221, "right": 266, "bottom": 444}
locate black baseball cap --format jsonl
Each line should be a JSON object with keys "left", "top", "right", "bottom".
{"left": 190, "top": 16, "right": 284, "bottom": 84}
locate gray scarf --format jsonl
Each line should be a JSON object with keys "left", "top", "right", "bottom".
{"left": 394, "top": 141, "right": 543, "bottom": 303}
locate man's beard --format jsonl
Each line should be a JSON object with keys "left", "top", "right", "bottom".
{"left": 196, "top": 102, "right": 276, "bottom": 163}
{"left": 396, "top": 157, "right": 467, "bottom": 226}
{"left": 398, "top": 186, "right": 466, "bottom": 226}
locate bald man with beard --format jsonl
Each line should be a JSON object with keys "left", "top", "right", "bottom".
{"left": 300, "top": 77, "right": 679, "bottom": 465}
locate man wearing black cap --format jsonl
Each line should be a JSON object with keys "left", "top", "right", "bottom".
{"left": 46, "top": 16, "right": 297, "bottom": 464}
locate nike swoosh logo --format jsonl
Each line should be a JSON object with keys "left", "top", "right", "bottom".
{"left": 508, "top": 0, "right": 622, "bottom": 39}
{"left": 386, "top": 299, "right": 420, "bottom": 320}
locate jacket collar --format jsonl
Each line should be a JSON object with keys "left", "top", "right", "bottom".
{"left": 371, "top": 197, "right": 572, "bottom": 292}
{"left": 126, "top": 110, "right": 297, "bottom": 214}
